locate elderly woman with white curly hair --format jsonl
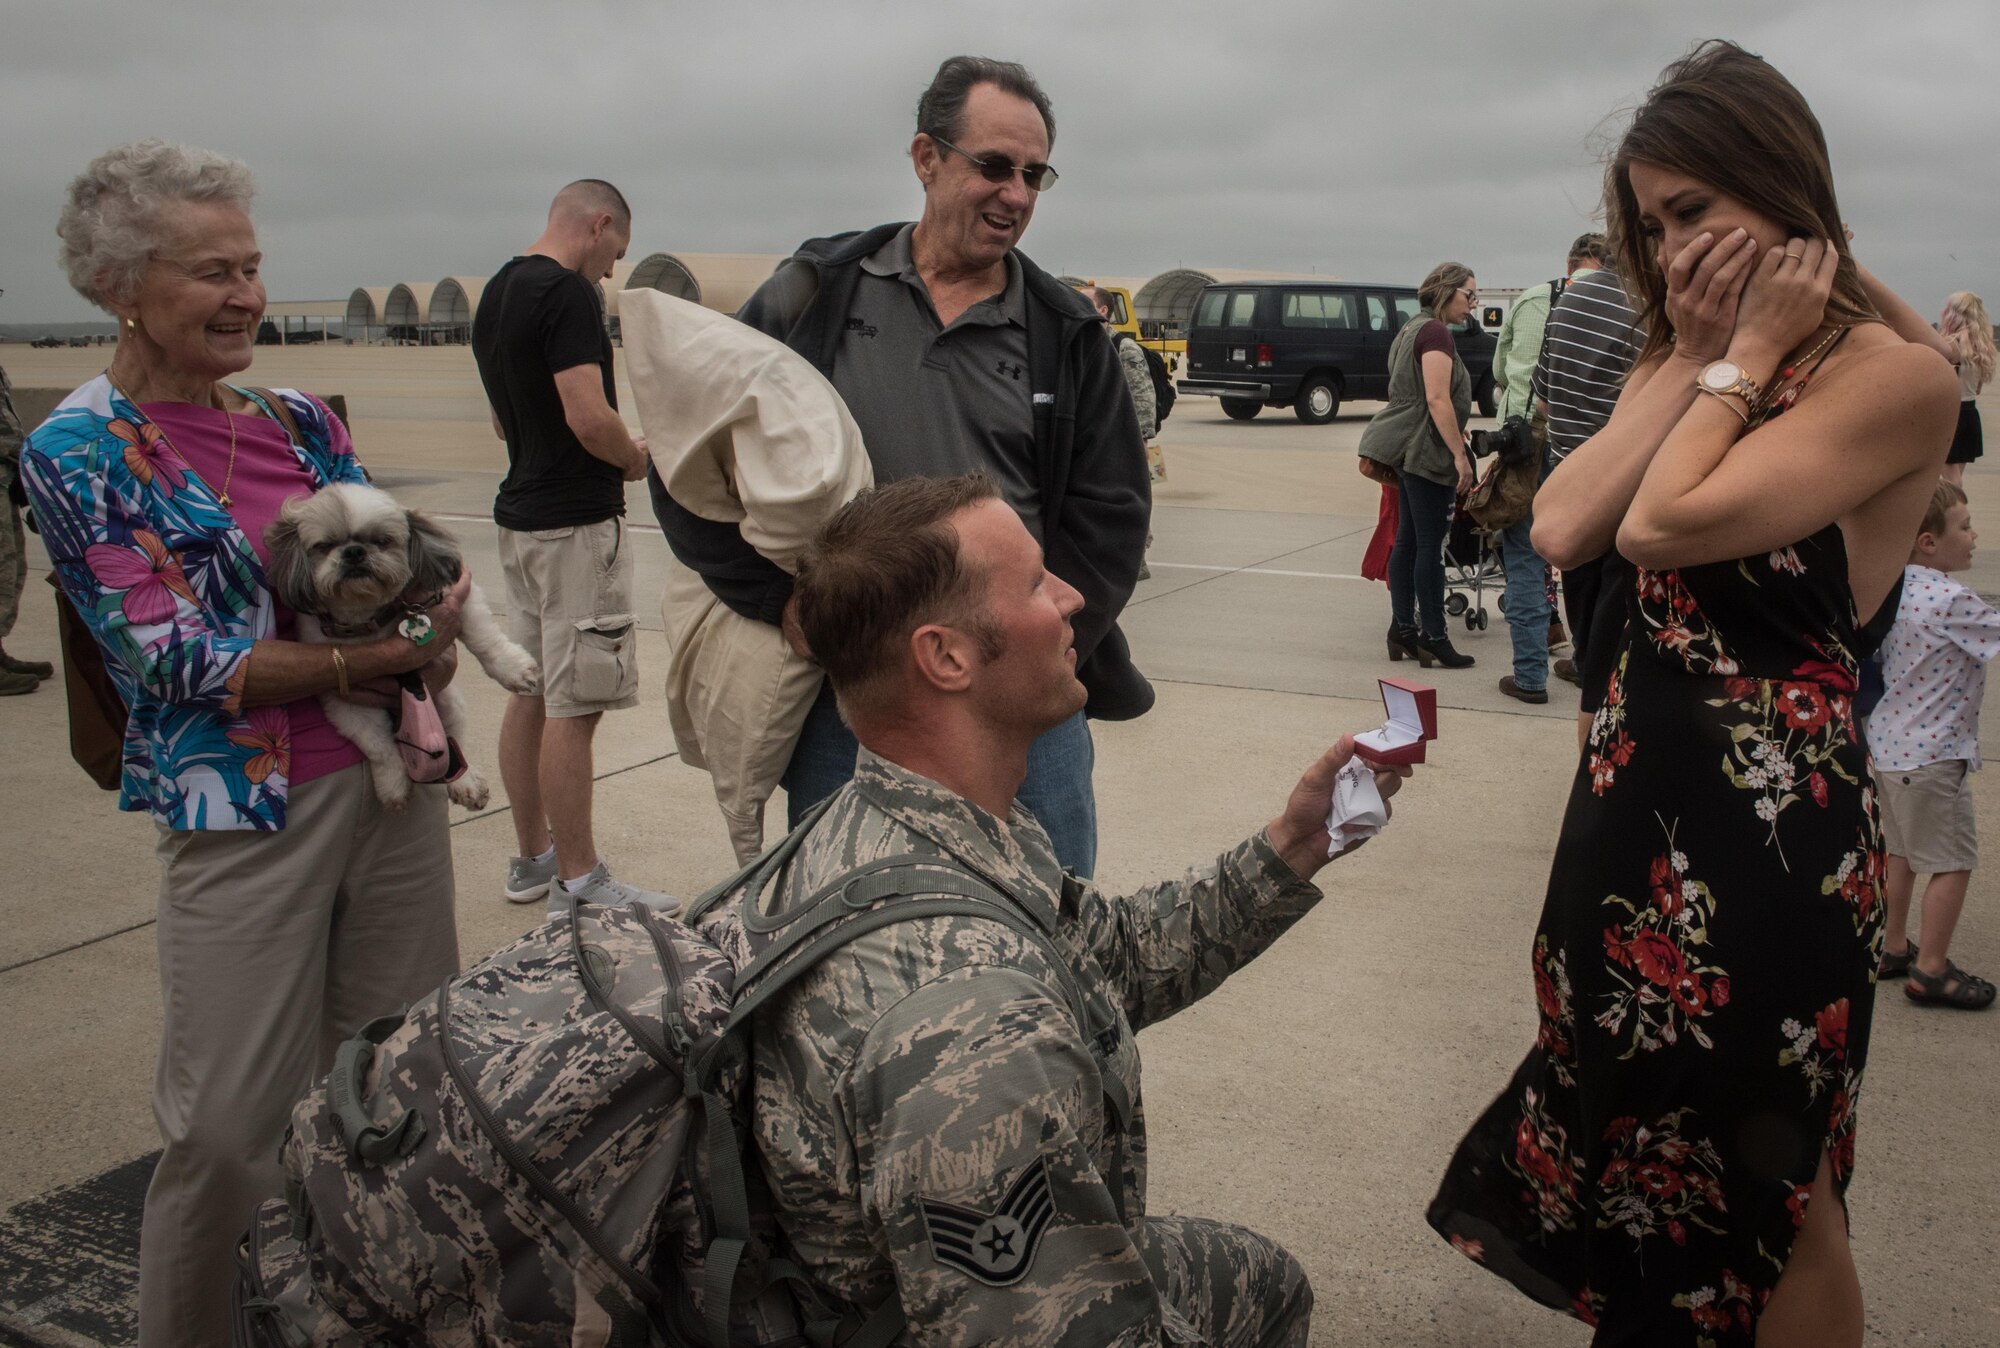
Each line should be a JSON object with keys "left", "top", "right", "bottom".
{"left": 18, "top": 140, "right": 469, "bottom": 1346}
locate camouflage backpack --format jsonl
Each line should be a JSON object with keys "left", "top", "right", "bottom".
{"left": 233, "top": 803, "right": 1113, "bottom": 1348}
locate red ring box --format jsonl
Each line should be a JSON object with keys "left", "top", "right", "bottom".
{"left": 1352, "top": 677, "right": 1438, "bottom": 766}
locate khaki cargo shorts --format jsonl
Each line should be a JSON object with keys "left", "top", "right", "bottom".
{"left": 497, "top": 518, "right": 639, "bottom": 718}
{"left": 1876, "top": 758, "right": 1978, "bottom": 875}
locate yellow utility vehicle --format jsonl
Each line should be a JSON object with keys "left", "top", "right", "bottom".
{"left": 1071, "top": 282, "right": 1185, "bottom": 373}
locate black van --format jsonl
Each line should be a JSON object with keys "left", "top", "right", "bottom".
{"left": 1178, "top": 280, "right": 1495, "bottom": 423}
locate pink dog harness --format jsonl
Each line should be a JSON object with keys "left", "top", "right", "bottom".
{"left": 392, "top": 672, "right": 466, "bottom": 784}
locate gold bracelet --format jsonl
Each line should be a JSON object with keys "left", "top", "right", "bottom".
{"left": 330, "top": 646, "right": 350, "bottom": 697}
{"left": 1695, "top": 385, "right": 1752, "bottom": 425}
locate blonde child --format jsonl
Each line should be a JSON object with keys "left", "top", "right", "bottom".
{"left": 1939, "top": 291, "right": 1995, "bottom": 487}
{"left": 1872, "top": 479, "right": 1997, "bottom": 1007}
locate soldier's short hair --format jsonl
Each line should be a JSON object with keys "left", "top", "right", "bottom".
{"left": 552, "top": 178, "right": 631, "bottom": 231}
{"left": 796, "top": 475, "right": 1006, "bottom": 703}
{"left": 917, "top": 56, "right": 1056, "bottom": 149}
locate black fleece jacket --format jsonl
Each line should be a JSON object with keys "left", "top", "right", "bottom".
{"left": 646, "top": 223, "right": 1154, "bottom": 721}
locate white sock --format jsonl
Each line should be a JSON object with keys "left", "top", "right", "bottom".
{"left": 560, "top": 863, "right": 602, "bottom": 892}
{"left": 533, "top": 844, "right": 556, "bottom": 864}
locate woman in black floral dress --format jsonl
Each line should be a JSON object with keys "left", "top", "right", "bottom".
{"left": 1428, "top": 42, "right": 1960, "bottom": 1347}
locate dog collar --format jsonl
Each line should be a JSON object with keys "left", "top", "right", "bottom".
{"left": 313, "top": 589, "right": 443, "bottom": 641}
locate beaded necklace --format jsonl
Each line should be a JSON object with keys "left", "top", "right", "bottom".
{"left": 1748, "top": 325, "right": 1850, "bottom": 427}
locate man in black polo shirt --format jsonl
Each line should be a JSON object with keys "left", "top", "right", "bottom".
{"left": 474, "top": 178, "right": 668, "bottom": 913}
{"left": 648, "top": 56, "right": 1150, "bottom": 878}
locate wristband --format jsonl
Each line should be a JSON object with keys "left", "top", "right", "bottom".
{"left": 1694, "top": 385, "right": 1752, "bottom": 425}
{"left": 330, "top": 646, "right": 350, "bottom": 697}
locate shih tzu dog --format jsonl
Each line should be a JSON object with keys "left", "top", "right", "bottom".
{"left": 265, "top": 482, "right": 539, "bottom": 810}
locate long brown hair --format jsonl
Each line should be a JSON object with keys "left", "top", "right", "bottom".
{"left": 1606, "top": 40, "right": 1879, "bottom": 366}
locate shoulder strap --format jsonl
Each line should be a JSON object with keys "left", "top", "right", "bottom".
{"left": 683, "top": 792, "right": 842, "bottom": 927}
{"left": 1533, "top": 280, "right": 1569, "bottom": 376}
{"left": 236, "top": 386, "right": 308, "bottom": 448}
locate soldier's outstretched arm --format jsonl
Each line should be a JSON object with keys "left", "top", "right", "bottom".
{"left": 1079, "top": 737, "right": 1409, "bottom": 1032}
{"left": 847, "top": 959, "right": 1170, "bottom": 1348}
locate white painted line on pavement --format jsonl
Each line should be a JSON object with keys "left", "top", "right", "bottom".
{"left": 1148, "top": 562, "right": 1369, "bottom": 582}
{"left": 430, "top": 514, "right": 1365, "bottom": 581}
{"left": 431, "top": 511, "right": 664, "bottom": 534}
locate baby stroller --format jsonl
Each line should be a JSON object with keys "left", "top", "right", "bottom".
{"left": 1442, "top": 418, "right": 1538, "bottom": 632}
{"left": 1443, "top": 499, "right": 1503, "bottom": 632}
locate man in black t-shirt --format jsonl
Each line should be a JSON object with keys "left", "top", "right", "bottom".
{"left": 473, "top": 178, "right": 669, "bottom": 915}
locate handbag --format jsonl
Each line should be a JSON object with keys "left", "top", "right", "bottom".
{"left": 52, "top": 387, "right": 310, "bottom": 789}
{"left": 1464, "top": 454, "right": 1538, "bottom": 533}
{"left": 1466, "top": 277, "right": 1574, "bottom": 534}
{"left": 1357, "top": 455, "right": 1398, "bottom": 486}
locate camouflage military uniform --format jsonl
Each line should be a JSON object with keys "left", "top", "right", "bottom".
{"left": 720, "top": 749, "right": 1320, "bottom": 1347}
{"left": 0, "top": 367, "right": 24, "bottom": 640}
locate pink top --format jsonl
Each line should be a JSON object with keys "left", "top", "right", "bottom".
{"left": 143, "top": 397, "right": 364, "bottom": 785}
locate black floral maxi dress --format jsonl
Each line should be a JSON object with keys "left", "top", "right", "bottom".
{"left": 1429, "top": 525, "right": 1885, "bottom": 1346}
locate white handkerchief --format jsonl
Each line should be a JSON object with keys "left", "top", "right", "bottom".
{"left": 1326, "top": 758, "right": 1388, "bottom": 855}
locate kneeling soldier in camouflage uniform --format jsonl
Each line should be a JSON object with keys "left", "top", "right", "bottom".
{"left": 747, "top": 473, "right": 1408, "bottom": 1346}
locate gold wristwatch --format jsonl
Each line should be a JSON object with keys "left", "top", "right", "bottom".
{"left": 1696, "top": 360, "right": 1763, "bottom": 419}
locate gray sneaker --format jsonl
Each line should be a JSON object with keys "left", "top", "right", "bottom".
{"left": 504, "top": 851, "right": 559, "bottom": 904}
{"left": 551, "top": 862, "right": 680, "bottom": 917}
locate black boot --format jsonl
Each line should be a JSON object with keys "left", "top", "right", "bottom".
{"left": 1410, "top": 630, "right": 1475, "bottom": 669}
{"left": 1387, "top": 622, "right": 1420, "bottom": 662}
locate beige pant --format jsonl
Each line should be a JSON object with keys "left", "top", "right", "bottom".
{"left": 660, "top": 557, "right": 823, "bottom": 861}
{"left": 137, "top": 764, "right": 460, "bottom": 1348}
{"left": 497, "top": 518, "right": 640, "bottom": 718}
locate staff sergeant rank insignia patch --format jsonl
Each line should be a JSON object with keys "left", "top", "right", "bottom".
{"left": 919, "top": 1156, "right": 1056, "bottom": 1286}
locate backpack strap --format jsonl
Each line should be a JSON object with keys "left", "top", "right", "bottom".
{"left": 434, "top": 978, "right": 667, "bottom": 1316}
{"left": 691, "top": 849, "right": 1131, "bottom": 1348}
{"left": 683, "top": 792, "right": 841, "bottom": 927}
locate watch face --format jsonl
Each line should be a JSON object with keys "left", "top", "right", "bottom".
{"left": 1700, "top": 361, "right": 1744, "bottom": 392}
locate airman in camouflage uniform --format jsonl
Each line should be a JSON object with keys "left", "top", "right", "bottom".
{"left": 728, "top": 474, "right": 1406, "bottom": 1347}
{"left": 0, "top": 364, "right": 49, "bottom": 692}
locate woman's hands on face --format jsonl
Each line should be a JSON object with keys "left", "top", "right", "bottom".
{"left": 1663, "top": 228, "right": 1758, "bottom": 363}
{"left": 1732, "top": 236, "right": 1839, "bottom": 359}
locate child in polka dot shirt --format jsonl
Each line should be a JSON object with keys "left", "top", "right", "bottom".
{"left": 1870, "top": 479, "right": 1997, "bottom": 1009}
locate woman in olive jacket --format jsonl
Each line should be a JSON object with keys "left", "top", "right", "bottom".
{"left": 1358, "top": 262, "right": 1479, "bottom": 669}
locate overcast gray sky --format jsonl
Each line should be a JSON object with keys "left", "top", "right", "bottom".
{"left": 1, "top": 0, "right": 1989, "bottom": 324}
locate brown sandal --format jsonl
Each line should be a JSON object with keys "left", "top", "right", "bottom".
{"left": 1904, "top": 960, "right": 1997, "bottom": 1010}
{"left": 1878, "top": 941, "right": 1918, "bottom": 979}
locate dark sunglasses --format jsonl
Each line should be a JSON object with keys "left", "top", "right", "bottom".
{"left": 930, "top": 135, "right": 1060, "bottom": 192}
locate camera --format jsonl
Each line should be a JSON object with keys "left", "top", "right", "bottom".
{"left": 1470, "top": 415, "right": 1537, "bottom": 466}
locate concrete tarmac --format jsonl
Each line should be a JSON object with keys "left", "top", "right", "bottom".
{"left": 0, "top": 346, "right": 1995, "bottom": 1345}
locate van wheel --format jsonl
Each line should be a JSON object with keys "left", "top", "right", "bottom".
{"left": 1294, "top": 376, "right": 1340, "bottom": 425}
{"left": 1476, "top": 378, "right": 1497, "bottom": 418}
{"left": 1220, "top": 398, "right": 1262, "bottom": 421}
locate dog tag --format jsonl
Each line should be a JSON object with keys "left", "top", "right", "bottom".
{"left": 398, "top": 613, "right": 437, "bottom": 647}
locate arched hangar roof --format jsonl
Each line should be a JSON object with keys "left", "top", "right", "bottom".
{"left": 429, "top": 277, "right": 486, "bottom": 326}
{"left": 384, "top": 282, "right": 436, "bottom": 327}
{"left": 624, "top": 252, "right": 784, "bottom": 315}
{"left": 346, "top": 287, "right": 391, "bottom": 328}
{"left": 1134, "top": 268, "right": 1328, "bottom": 334}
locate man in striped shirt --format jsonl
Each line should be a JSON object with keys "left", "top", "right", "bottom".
{"left": 1531, "top": 266, "right": 1645, "bottom": 733}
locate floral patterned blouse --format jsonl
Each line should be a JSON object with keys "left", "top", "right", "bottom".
{"left": 20, "top": 374, "right": 364, "bottom": 830}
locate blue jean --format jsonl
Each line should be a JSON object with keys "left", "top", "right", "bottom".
{"left": 1498, "top": 504, "right": 1551, "bottom": 691}
{"left": 780, "top": 680, "right": 1100, "bottom": 877}
{"left": 1388, "top": 471, "right": 1456, "bottom": 639}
